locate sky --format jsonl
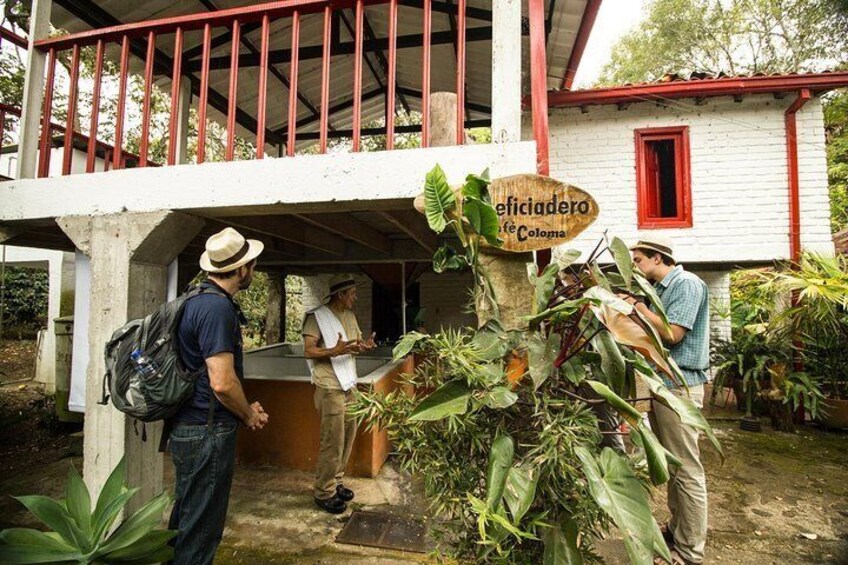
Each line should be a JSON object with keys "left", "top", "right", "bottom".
{"left": 571, "top": 0, "right": 647, "bottom": 89}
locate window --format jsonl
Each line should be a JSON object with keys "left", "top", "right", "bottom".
{"left": 635, "top": 126, "right": 692, "bottom": 228}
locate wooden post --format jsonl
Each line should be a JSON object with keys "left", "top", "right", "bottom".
{"left": 265, "top": 271, "right": 285, "bottom": 345}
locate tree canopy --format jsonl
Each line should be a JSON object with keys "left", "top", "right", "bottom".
{"left": 600, "top": 0, "right": 848, "bottom": 86}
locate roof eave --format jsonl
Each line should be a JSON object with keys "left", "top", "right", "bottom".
{"left": 547, "top": 72, "right": 848, "bottom": 108}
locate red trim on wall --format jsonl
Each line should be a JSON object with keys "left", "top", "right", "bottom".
{"left": 561, "top": 0, "right": 603, "bottom": 90}
{"left": 549, "top": 72, "right": 848, "bottom": 107}
{"left": 785, "top": 89, "right": 811, "bottom": 262}
{"left": 635, "top": 126, "right": 692, "bottom": 229}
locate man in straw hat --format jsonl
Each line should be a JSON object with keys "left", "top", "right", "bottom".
{"left": 622, "top": 237, "right": 710, "bottom": 565}
{"left": 303, "top": 273, "right": 376, "bottom": 514}
{"left": 168, "top": 227, "right": 269, "bottom": 564}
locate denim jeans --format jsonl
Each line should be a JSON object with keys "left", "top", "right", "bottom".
{"left": 168, "top": 421, "right": 239, "bottom": 565}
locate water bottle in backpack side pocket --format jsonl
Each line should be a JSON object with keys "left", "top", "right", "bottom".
{"left": 130, "top": 349, "right": 159, "bottom": 379}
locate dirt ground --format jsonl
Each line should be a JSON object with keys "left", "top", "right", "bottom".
{"left": 1, "top": 339, "right": 847, "bottom": 563}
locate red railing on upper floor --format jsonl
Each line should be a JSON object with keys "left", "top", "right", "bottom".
{"left": 25, "top": 0, "right": 551, "bottom": 179}
{"left": 28, "top": 0, "right": 490, "bottom": 178}
{"left": 0, "top": 102, "right": 150, "bottom": 175}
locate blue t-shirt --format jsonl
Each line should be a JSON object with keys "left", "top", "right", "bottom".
{"left": 173, "top": 281, "right": 244, "bottom": 425}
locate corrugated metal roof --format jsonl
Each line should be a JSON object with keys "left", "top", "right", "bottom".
{"left": 48, "top": 0, "right": 588, "bottom": 150}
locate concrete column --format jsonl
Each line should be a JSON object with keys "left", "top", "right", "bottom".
{"left": 57, "top": 211, "right": 204, "bottom": 510}
{"left": 175, "top": 81, "right": 192, "bottom": 165}
{"left": 16, "top": 0, "right": 52, "bottom": 179}
{"left": 491, "top": 0, "right": 522, "bottom": 143}
{"left": 265, "top": 271, "right": 285, "bottom": 345}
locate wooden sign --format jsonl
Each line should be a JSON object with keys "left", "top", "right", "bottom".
{"left": 489, "top": 174, "right": 599, "bottom": 253}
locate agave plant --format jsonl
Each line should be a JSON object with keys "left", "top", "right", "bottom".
{"left": 0, "top": 457, "right": 175, "bottom": 564}
{"left": 351, "top": 165, "right": 722, "bottom": 564}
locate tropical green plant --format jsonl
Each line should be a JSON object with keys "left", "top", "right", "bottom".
{"left": 759, "top": 252, "right": 848, "bottom": 399}
{"left": 0, "top": 457, "right": 175, "bottom": 564}
{"left": 1, "top": 266, "right": 50, "bottom": 339}
{"left": 351, "top": 165, "right": 722, "bottom": 564}
{"left": 423, "top": 164, "right": 503, "bottom": 316}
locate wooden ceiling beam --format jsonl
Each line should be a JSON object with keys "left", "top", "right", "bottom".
{"left": 379, "top": 210, "right": 439, "bottom": 253}
{"left": 221, "top": 215, "right": 347, "bottom": 256}
{"left": 294, "top": 212, "right": 393, "bottom": 255}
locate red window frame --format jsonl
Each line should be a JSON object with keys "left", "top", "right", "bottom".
{"left": 635, "top": 126, "right": 692, "bottom": 229}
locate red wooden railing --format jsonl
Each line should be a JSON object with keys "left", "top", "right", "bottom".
{"left": 29, "top": 0, "right": 485, "bottom": 177}
{"left": 0, "top": 102, "right": 147, "bottom": 176}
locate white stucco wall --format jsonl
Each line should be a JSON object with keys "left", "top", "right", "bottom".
{"left": 539, "top": 94, "right": 834, "bottom": 265}
{"left": 0, "top": 142, "right": 538, "bottom": 221}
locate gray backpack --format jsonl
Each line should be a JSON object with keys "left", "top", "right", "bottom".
{"left": 101, "top": 285, "right": 226, "bottom": 423}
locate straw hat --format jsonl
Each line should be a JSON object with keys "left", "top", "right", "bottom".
{"left": 199, "top": 227, "right": 264, "bottom": 273}
{"left": 324, "top": 274, "right": 365, "bottom": 300}
{"left": 629, "top": 236, "right": 675, "bottom": 263}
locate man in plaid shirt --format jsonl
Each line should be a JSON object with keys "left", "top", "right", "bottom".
{"left": 622, "top": 237, "right": 710, "bottom": 565}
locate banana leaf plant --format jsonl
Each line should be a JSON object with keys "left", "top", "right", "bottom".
{"left": 0, "top": 457, "right": 175, "bottom": 564}
{"left": 424, "top": 163, "right": 503, "bottom": 317}
{"left": 351, "top": 165, "right": 722, "bottom": 564}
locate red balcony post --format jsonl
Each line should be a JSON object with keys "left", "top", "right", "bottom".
{"left": 113, "top": 35, "right": 130, "bottom": 170}
{"left": 352, "top": 0, "right": 364, "bottom": 152}
{"left": 528, "top": 0, "right": 550, "bottom": 175}
{"left": 226, "top": 19, "right": 240, "bottom": 161}
{"left": 139, "top": 31, "right": 156, "bottom": 167}
{"left": 421, "top": 0, "right": 431, "bottom": 148}
{"left": 86, "top": 39, "right": 104, "bottom": 173}
{"left": 37, "top": 48, "right": 57, "bottom": 178}
{"left": 319, "top": 6, "right": 332, "bottom": 154}
{"left": 386, "top": 0, "right": 398, "bottom": 150}
{"left": 256, "top": 14, "right": 270, "bottom": 159}
{"left": 62, "top": 44, "right": 81, "bottom": 175}
{"left": 286, "top": 10, "right": 301, "bottom": 156}
{"left": 197, "top": 23, "right": 212, "bottom": 164}
{"left": 456, "top": 0, "right": 466, "bottom": 145}
{"left": 167, "top": 28, "right": 184, "bottom": 166}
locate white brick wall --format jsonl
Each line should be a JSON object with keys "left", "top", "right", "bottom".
{"left": 689, "top": 269, "right": 732, "bottom": 343}
{"left": 418, "top": 271, "right": 477, "bottom": 331}
{"left": 535, "top": 94, "right": 834, "bottom": 264}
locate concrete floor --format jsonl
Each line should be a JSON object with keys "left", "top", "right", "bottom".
{"left": 201, "top": 420, "right": 848, "bottom": 564}
{"left": 167, "top": 458, "right": 433, "bottom": 564}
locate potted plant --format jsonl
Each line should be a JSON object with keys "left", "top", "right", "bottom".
{"left": 760, "top": 253, "right": 848, "bottom": 429}
{"left": 0, "top": 457, "right": 175, "bottom": 564}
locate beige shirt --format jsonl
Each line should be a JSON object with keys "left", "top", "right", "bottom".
{"left": 302, "top": 309, "right": 362, "bottom": 390}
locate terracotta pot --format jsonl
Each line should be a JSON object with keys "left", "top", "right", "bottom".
{"left": 822, "top": 398, "right": 848, "bottom": 429}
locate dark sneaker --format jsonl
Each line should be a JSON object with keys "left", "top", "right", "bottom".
{"left": 315, "top": 495, "right": 346, "bottom": 514}
{"left": 336, "top": 484, "right": 355, "bottom": 502}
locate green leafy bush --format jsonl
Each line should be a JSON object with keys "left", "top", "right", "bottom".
{"left": 0, "top": 457, "right": 175, "bottom": 564}
{"left": 1, "top": 266, "right": 49, "bottom": 339}
{"left": 351, "top": 165, "right": 721, "bottom": 564}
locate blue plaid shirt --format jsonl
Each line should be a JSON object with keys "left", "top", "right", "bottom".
{"left": 652, "top": 266, "right": 710, "bottom": 389}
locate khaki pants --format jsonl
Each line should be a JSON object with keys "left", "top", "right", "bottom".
{"left": 313, "top": 386, "right": 357, "bottom": 500}
{"left": 650, "top": 385, "right": 707, "bottom": 564}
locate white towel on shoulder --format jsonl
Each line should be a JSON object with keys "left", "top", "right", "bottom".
{"left": 305, "top": 305, "right": 358, "bottom": 391}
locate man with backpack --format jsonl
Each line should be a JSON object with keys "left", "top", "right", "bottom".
{"left": 167, "top": 227, "right": 269, "bottom": 565}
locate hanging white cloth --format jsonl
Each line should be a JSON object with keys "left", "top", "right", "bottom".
{"left": 305, "top": 305, "right": 358, "bottom": 391}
